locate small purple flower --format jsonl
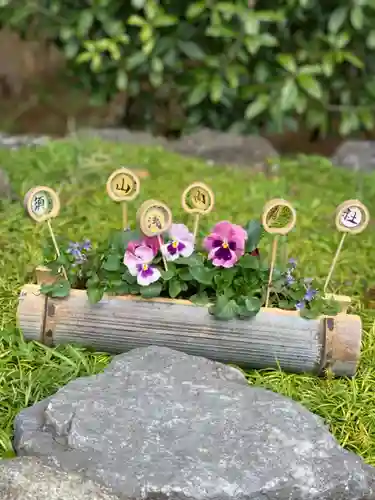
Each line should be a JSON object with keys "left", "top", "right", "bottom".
{"left": 288, "top": 258, "right": 297, "bottom": 269}
{"left": 286, "top": 270, "right": 295, "bottom": 285}
{"left": 161, "top": 224, "right": 194, "bottom": 262}
{"left": 296, "top": 301, "right": 305, "bottom": 310}
{"left": 124, "top": 245, "right": 161, "bottom": 286}
{"left": 82, "top": 239, "right": 91, "bottom": 251}
{"left": 304, "top": 288, "right": 317, "bottom": 302}
{"left": 67, "top": 242, "right": 81, "bottom": 258}
{"left": 67, "top": 240, "right": 91, "bottom": 266}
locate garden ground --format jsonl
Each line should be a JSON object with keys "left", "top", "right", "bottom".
{"left": 1, "top": 137, "right": 375, "bottom": 463}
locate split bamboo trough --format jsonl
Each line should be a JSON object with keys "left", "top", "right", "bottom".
{"left": 16, "top": 267, "right": 363, "bottom": 377}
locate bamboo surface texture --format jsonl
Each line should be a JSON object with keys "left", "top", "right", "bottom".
{"left": 17, "top": 283, "right": 362, "bottom": 377}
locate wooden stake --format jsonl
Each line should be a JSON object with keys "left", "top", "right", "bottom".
{"left": 122, "top": 202, "right": 128, "bottom": 230}
{"left": 47, "top": 219, "right": 68, "bottom": 280}
{"left": 193, "top": 214, "right": 200, "bottom": 242}
{"left": 158, "top": 235, "right": 168, "bottom": 271}
{"left": 265, "top": 236, "right": 279, "bottom": 307}
{"left": 323, "top": 233, "right": 346, "bottom": 294}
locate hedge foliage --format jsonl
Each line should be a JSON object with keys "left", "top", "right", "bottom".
{"left": 2, "top": 0, "right": 375, "bottom": 136}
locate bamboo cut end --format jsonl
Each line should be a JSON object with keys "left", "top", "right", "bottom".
{"left": 323, "top": 314, "right": 362, "bottom": 377}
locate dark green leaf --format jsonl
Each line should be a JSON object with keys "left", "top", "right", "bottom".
{"left": 87, "top": 286, "right": 104, "bottom": 304}
{"left": 177, "top": 255, "right": 203, "bottom": 266}
{"left": 178, "top": 269, "right": 192, "bottom": 281}
{"left": 169, "top": 278, "right": 182, "bottom": 298}
{"left": 190, "top": 291, "right": 210, "bottom": 305}
{"left": 239, "top": 255, "right": 260, "bottom": 269}
{"left": 122, "top": 272, "right": 137, "bottom": 284}
{"left": 140, "top": 282, "right": 162, "bottom": 298}
{"left": 102, "top": 254, "right": 121, "bottom": 272}
{"left": 209, "top": 295, "right": 239, "bottom": 320}
{"left": 244, "top": 220, "right": 263, "bottom": 251}
{"left": 190, "top": 265, "right": 215, "bottom": 285}
{"left": 39, "top": 283, "right": 55, "bottom": 295}
{"left": 178, "top": 41, "right": 205, "bottom": 60}
{"left": 161, "top": 268, "right": 175, "bottom": 281}
{"left": 49, "top": 280, "right": 71, "bottom": 298}
{"left": 245, "top": 296, "right": 261, "bottom": 312}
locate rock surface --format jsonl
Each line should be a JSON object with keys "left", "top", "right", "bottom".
{"left": 74, "top": 127, "right": 279, "bottom": 172}
{"left": 331, "top": 140, "right": 375, "bottom": 172}
{"left": 0, "top": 456, "right": 121, "bottom": 500}
{"left": 171, "top": 128, "right": 279, "bottom": 169}
{"left": 13, "top": 346, "right": 375, "bottom": 500}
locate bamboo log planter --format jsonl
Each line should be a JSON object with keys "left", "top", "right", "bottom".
{"left": 16, "top": 267, "right": 363, "bottom": 378}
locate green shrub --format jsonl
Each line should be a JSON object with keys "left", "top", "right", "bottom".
{"left": 2, "top": 0, "right": 375, "bottom": 136}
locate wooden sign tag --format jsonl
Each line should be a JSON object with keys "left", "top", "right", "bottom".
{"left": 24, "top": 186, "right": 67, "bottom": 280}
{"left": 106, "top": 168, "right": 141, "bottom": 230}
{"left": 324, "top": 199, "right": 370, "bottom": 294}
{"left": 262, "top": 198, "right": 297, "bottom": 308}
{"left": 181, "top": 182, "right": 215, "bottom": 241}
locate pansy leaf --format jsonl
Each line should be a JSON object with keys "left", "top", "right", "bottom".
{"left": 122, "top": 271, "right": 137, "bottom": 284}
{"left": 190, "top": 265, "right": 215, "bottom": 285}
{"left": 102, "top": 254, "right": 121, "bottom": 272}
{"left": 245, "top": 296, "right": 262, "bottom": 312}
{"left": 169, "top": 278, "right": 182, "bottom": 298}
{"left": 239, "top": 254, "right": 260, "bottom": 269}
{"left": 209, "top": 295, "right": 239, "bottom": 320}
{"left": 244, "top": 220, "right": 263, "bottom": 252}
{"left": 300, "top": 308, "right": 319, "bottom": 319}
{"left": 161, "top": 269, "right": 175, "bottom": 281}
{"left": 177, "top": 254, "right": 203, "bottom": 266}
{"left": 41, "top": 279, "right": 71, "bottom": 298}
{"left": 178, "top": 268, "right": 192, "bottom": 281}
{"left": 140, "top": 282, "right": 162, "bottom": 298}
{"left": 87, "top": 286, "right": 104, "bottom": 304}
{"left": 278, "top": 299, "right": 295, "bottom": 310}
{"left": 190, "top": 291, "right": 210, "bottom": 305}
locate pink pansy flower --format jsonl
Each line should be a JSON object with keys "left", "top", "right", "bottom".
{"left": 123, "top": 245, "right": 161, "bottom": 286}
{"left": 127, "top": 235, "right": 161, "bottom": 257}
{"left": 204, "top": 221, "right": 248, "bottom": 268}
{"left": 161, "top": 224, "right": 194, "bottom": 261}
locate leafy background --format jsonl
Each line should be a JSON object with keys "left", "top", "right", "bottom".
{"left": 2, "top": 0, "right": 375, "bottom": 137}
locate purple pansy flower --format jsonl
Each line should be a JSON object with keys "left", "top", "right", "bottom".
{"left": 124, "top": 245, "right": 161, "bottom": 286}
{"left": 204, "top": 221, "right": 247, "bottom": 268}
{"left": 161, "top": 224, "right": 194, "bottom": 261}
{"left": 296, "top": 301, "right": 305, "bottom": 310}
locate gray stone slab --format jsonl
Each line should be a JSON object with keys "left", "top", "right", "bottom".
{"left": 0, "top": 456, "right": 121, "bottom": 500}
{"left": 13, "top": 346, "right": 375, "bottom": 500}
{"left": 331, "top": 140, "right": 375, "bottom": 172}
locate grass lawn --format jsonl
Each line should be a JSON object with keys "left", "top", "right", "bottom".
{"left": 1, "top": 137, "right": 375, "bottom": 462}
